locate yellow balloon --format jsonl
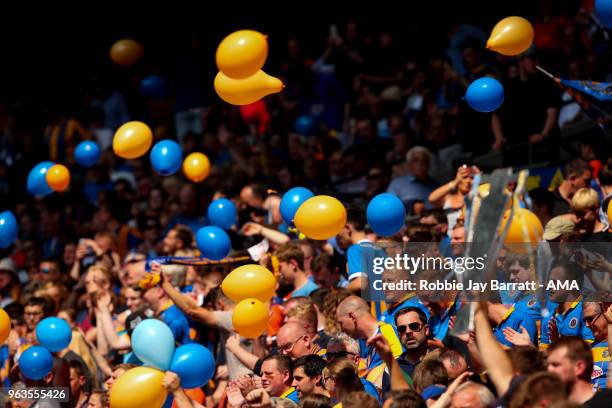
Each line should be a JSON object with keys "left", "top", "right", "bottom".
{"left": 500, "top": 208, "right": 543, "bottom": 245}
{"left": 110, "top": 367, "right": 167, "bottom": 408}
{"left": 183, "top": 152, "right": 211, "bottom": 183}
{"left": 216, "top": 30, "right": 268, "bottom": 79}
{"left": 113, "top": 121, "right": 153, "bottom": 159}
{"left": 232, "top": 298, "right": 269, "bottom": 338}
{"left": 45, "top": 164, "right": 71, "bottom": 192}
{"left": 607, "top": 200, "right": 612, "bottom": 225}
{"left": 486, "top": 16, "right": 534, "bottom": 56}
{"left": 110, "top": 39, "right": 144, "bottom": 67}
{"left": 294, "top": 195, "right": 347, "bottom": 240}
{"left": 0, "top": 308, "right": 10, "bottom": 344}
{"left": 222, "top": 265, "right": 276, "bottom": 303}
{"left": 214, "top": 70, "right": 283, "bottom": 106}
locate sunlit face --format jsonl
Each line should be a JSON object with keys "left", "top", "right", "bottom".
{"left": 396, "top": 311, "right": 428, "bottom": 350}
{"left": 547, "top": 347, "right": 578, "bottom": 385}
{"left": 261, "top": 359, "right": 288, "bottom": 397}
{"left": 24, "top": 305, "right": 44, "bottom": 331}
{"left": 291, "top": 367, "right": 317, "bottom": 399}
{"left": 125, "top": 287, "right": 143, "bottom": 312}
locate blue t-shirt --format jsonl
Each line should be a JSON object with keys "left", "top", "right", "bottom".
{"left": 428, "top": 297, "right": 461, "bottom": 342}
{"left": 160, "top": 304, "right": 192, "bottom": 345}
{"left": 291, "top": 280, "right": 319, "bottom": 298}
{"left": 493, "top": 307, "right": 538, "bottom": 347}
{"left": 540, "top": 301, "right": 594, "bottom": 347}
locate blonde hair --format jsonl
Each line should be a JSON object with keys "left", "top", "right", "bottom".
{"left": 571, "top": 188, "right": 599, "bottom": 212}
{"left": 286, "top": 303, "right": 318, "bottom": 336}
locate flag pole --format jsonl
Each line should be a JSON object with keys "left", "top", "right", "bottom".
{"left": 536, "top": 65, "right": 556, "bottom": 80}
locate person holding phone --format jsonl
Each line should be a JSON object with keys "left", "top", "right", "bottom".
{"left": 428, "top": 165, "right": 479, "bottom": 235}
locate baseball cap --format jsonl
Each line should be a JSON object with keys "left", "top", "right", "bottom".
{"left": 0, "top": 258, "right": 17, "bottom": 276}
{"left": 543, "top": 216, "right": 575, "bottom": 241}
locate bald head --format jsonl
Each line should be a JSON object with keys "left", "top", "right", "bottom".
{"left": 335, "top": 296, "right": 377, "bottom": 339}
{"left": 278, "top": 321, "right": 308, "bottom": 341}
{"left": 451, "top": 382, "right": 494, "bottom": 408}
{"left": 336, "top": 296, "right": 370, "bottom": 318}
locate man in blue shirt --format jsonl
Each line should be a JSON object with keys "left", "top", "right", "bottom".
{"left": 492, "top": 303, "right": 538, "bottom": 347}
{"left": 275, "top": 243, "right": 318, "bottom": 298}
{"left": 259, "top": 355, "right": 300, "bottom": 403}
{"left": 582, "top": 302, "right": 610, "bottom": 391}
{"left": 387, "top": 147, "right": 439, "bottom": 208}
{"left": 141, "top": 272, "right": 192, "bottom": 345}
{"left": 540, "top": 261, "right": 594, "bottom": 350}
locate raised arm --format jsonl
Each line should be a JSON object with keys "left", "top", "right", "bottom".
{"left": 473, "top": 303, "right": 514, "bottom": 396}
{"left": 154, "top": 263, "right": 219, "bottom": 328}
{"left": 367, "top": 334, "right": 410, "bottom": 390}
{"left": 226, "top": 334, "right": 260, "bottom": 370}
{"left": 96, "top": 293, "right": 131, "bottom": 350}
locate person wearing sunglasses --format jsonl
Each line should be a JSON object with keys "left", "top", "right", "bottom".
{"left": 394, "top": 307, "right": 430, "bottom": 378}
{"left": 582, "top": 302, "right": 611, "bottom": 391}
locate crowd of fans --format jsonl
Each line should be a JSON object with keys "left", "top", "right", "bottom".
{"left": 1, "top": 0, "right": 612, "bottom": 407}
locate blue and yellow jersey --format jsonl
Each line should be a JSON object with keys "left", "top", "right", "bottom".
{"left": 359, "top": 322, "right": 402, "bottom": 389}
{"left": 512, "top": 293, "right": 542, "bottom": 322}
{"left": 540, "top": 300, "right": 594, "bottom": 349}
{"left": 591, "top": 341, "right": 610, "bottom": 391}
{"left": 280, "top": 387, "right": 299, "bottom": 403}
{"left": 159, "top": 301, "right": 193, "bottom": 345}
{"left": 493, "top": 306, "right": 538, "bottom": 347}
{"left": 428, "top": 296, "right": 461, "bottom": 342}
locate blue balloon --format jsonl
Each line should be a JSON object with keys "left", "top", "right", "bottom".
{"left": 150, "top": 140, "right": 183, "bottom": 176}
{"left": 27, "top": 161, "right": 54, "bottom": 197}
{"left": 465, "top": 77, "right": 504, "bottom": 113}
{"left": 131, "top": 318, "right": 175, "bottom": 371}
{"left": 74, "top": 141, "right": 101, "bottom": 167}
{"left": 141, "top": 75, "right": 169, "bottom": 99}
{"left": 207, "top": 198, "right": 237, "bottom": 229}
{"left": 36, "top": 317, "right": 72, "bottom": 352}
{"left": 596, "top": 0, "right": 612, "bottom": 28}
{"left": 294, "top": 115, "right": 317, "bottom": 135}
{"left": 170, "top": 343, "right": 215, "bottom": 389}
{"left": 196, "top": 226, "right": 231, "bottom": 261}
{"left": 280, "top": 187, "right": 314, "bottom": 225}
{"left": 0, "top": 210, "right": 18, "bottom": 249}
{"left": 366, "top": 193, "right": 406, "bottom": 236}
{"left": 19, "top": 346, "right": 53, "bottom": 380}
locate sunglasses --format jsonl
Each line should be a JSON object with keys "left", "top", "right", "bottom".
{"left": 326, "top": 351, "right": 357, "bottom": 360}
{"left": 584, "top": 313, "right": 601, "bottom": 326}
{"left": 397, "top": 322, "right": 425, "bottom": 334}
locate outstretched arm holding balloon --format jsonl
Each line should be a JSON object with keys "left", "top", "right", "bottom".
{"left": 155, "top": 263, "right": 220, "bottom": 328}
{"left": 241, "top": 222, "right": 289, "bottom": 245}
